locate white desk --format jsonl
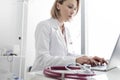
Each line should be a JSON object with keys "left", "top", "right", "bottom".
{"left": 26, "top": 68, "right": 120, "bottom": 80}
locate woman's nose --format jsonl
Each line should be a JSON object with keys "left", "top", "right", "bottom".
{"left": 71, "top": 9, "right": 75, "bottom": 15}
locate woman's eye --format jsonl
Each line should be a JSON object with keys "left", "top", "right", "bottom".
{"left": 68, "top": 6, "right": 73, "bottom": 9}
{"left": 68, "top": 5, "right": 77, "bottom": 11}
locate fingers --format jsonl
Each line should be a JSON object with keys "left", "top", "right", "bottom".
{"left": 92, "top": 56, "right": 108, "bottom": 65}
{"left": 102, "top": 58, "right": 108, "bottom": 65}
{"left": 87, "top": 56, "right": 108, "bottom": 66}
{"left": 76, "top": 56, "right": 108, "bottom": 67}
{"left": 89, "top": 58, "right": 99, "bottom": 66}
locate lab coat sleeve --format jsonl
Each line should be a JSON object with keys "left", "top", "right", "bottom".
{"left": 31, "top": 22, "right": 77, "bottom": 71}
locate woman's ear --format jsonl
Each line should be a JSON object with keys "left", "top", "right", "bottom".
{"left": 56, "top": 2, "right": 61, "bottom": 10}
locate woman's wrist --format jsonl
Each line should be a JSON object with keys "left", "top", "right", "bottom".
{"left": 75, "top": 56, "right": 91, "bottom": 65}
{"left": 75, "top": 57, "right": 83, "bottom": 64}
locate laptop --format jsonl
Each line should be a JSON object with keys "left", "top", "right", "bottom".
{"left": 91, "top": 34, "right": 120, "bottom": 71}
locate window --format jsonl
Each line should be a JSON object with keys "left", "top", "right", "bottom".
{"left": 85, "top": 0, "right": 120, "bottom": 59}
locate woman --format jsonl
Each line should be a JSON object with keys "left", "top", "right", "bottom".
{"left": 31, "top": 0, "right": 107, "bottom": 71}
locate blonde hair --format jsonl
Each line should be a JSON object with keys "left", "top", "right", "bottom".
{"left": 51, "top": 0, "right": 79, "bottom": 19}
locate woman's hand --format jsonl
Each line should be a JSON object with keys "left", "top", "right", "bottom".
{"left": 91, "top": 56, "right": 108, "bottom": 66}
{"left": 76, "top": 56, "right": 91, "bottom": 65}
{"left": 76, "top": 56, "right": 108, "bottom": 66}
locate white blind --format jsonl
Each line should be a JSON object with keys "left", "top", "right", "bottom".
{"left": 85, "top": 0, "right": 120, "bottom": 59}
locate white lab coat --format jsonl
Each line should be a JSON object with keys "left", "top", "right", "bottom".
{"left": 31, "top": 18, "right": 80, "bottom": 71}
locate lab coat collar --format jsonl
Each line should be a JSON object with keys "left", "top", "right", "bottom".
{"left": 50, "top": 18, "right": 60, "bottom": 30}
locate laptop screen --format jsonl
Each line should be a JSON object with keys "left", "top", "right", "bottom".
{"left": 108, "top": 34, "right": 120, "bottom": 69}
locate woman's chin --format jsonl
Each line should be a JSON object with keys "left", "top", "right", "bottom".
{"left": 65, "top": 18, "right": 72, "bottom": 22}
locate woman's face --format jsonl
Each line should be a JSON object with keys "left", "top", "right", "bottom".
{"left": 57, "top": 0, "right": 77, "bottom": 22}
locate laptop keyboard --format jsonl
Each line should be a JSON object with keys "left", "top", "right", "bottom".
{"left": 91, "top": 65, "right": 107, "bottom": 71}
